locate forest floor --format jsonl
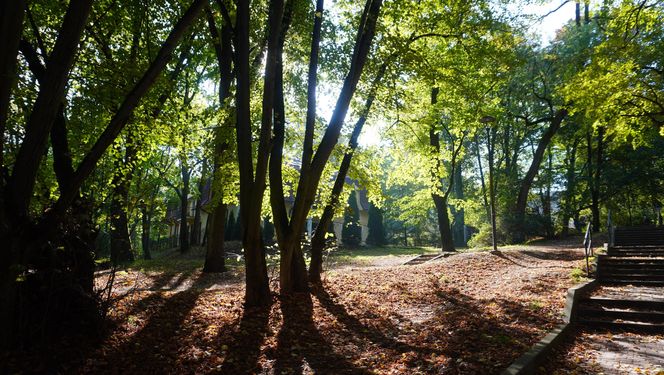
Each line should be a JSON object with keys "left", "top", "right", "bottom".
{"left": 8, "top": 238, "right": 590, "bottom": 374}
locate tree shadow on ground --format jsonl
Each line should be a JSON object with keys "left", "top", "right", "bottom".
{"left": 312, "top": 281, "right": 559, "bottom": 373}
{"left": 218, "top": 301, "right": 272, "bottom": 374}
{"left": 414, "top": 283, "right": 558, "bottom": 373}
{"left": 80, "top": 274, "right": 211, "bottom": 373}
{"left": 313, "top": 287, "right": 442, "bottom": 355}
{"left": 117, "top": 271, "right": 197, "bottom": 318}
{"left": 519, "top": 249, "right": 585, "bottom": 261}
{"left": 272, "top": 292, "right": 373, "bottom": 374}
{"left": 492, "top": 249, "right": 583, "bottom": 268}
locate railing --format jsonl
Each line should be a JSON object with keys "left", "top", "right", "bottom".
{"left": 583, "top": 222, "right": 593, "bottom": 277}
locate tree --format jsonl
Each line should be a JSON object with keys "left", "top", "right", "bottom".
{"left": 269, "top": 0, "right": 383, "bottom": 294}
{"left": 0, "top": 0, "right": 206, "bottom": 345}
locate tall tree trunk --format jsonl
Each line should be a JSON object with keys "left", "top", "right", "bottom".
{"left": 269, "top": 0, "right": 308, "bottom": 294}
{"left": 6, "top": 0, "right": 93, "bottom": 219}
{"left": 204, "top": 203, "right": 227, "bottom": 272}
{"left": 179, "top": 163, "right": 191, "bottom": 253}
{"left": 234, "top": 0, "right": 279, "bottom": 307}
{"left": 542, "top": 148, "right": 553, "bottom": 237}
{"left": 110, "top": 186, "right": 134, "bottom": 264}
{"left": 575, "top": 1, "right": 581, "bottom": 27}
{"left": 487, "top": 126, "right": 498, "bottom": 251}
{"left": 591, "top": 126, "right": 604, "bottom": 231}
{"left": 191, "top": 159, "right": 207, "bottom": 246}
{"left": 203, "top": 3, "right": 233, "bottom": 273}
{"left": 18, "top": 39, "right": 77, "bottom": 198}
{"left": 309, "top": 62, "right": 387, "bottom": 283}
{"left": 474, "top": 134, "right": 490, "bottom": 221}
{"left": 52, "top": 0, "right": 207, "bottom": 217}
{"left": 271, "top": 0, "right": 382, "bottom": 294}
{"left": 512, "top": 109, "right": 567, "bottom": 243}
{"left": 110, "top": 128, "right": 138, "bottom": 264}
{"left": 429, "top": 88, "right": 455, "bottom": 252}
{"left": 141, "top": 204, "right": 152, "bottom": 260}
{"left": 452, "top": 163, "right": 466, "bottom": 247}
{"left": 0, "top": 0, "right": 26, "bottom": 182}
{"left": 433, "top": 195, "right": 455, "bottom": 251}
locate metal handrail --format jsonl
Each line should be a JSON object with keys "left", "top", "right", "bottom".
{"left": 583, "top": 222, "right": 593, "bottom": 277}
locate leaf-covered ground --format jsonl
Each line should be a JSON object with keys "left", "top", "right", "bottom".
{"left": 8, "top": 241, "right": 586, "bottom": 374}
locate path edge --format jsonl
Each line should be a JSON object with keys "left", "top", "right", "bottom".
{"left": 501, "top": 279, "right": 597, "bottom": 375}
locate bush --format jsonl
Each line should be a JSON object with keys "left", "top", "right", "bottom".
{"left": 467, "top": 223, "right": 494, "bottom": 248}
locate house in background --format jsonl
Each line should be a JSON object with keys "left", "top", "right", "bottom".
{"left": 165, "top": 180, "right": 213, "bottom": 247}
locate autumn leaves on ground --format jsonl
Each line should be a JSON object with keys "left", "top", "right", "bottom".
{"left": 14, "top": 240, "right": 584, "bottom": 374}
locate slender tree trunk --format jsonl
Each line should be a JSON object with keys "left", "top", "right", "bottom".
{"left": 110, "top": 182, "right": 134, "bottom": 264}
{"left": 0, "top": 0, "right": 26, "bottom": 181}
{"left": 474, "top": 135, "right": 490, "bottom": 221}
{"left": 272, "top": 0, "right": 382, "bottom": 294}
{"left": 6, "top": 0, "right": 93, "bottom": 219}
{"left": 269, "top": 0, "right": 308, "bottom": 294}
{"left": 18, "top": 40, "right": 77, "bottom": 198}
{"left": 191, "top": 159, "right": 207, "bottom": 246}
{"left": 110, "top": 129, "right": 137, "bottom": 263}
{"left": 141, "top": 204, "right": 152, "bottom": 260}
{"left": 308, "top": 63, "right": 386, "bottom": 282}
{"left": 576, "top": 1, "right": 581, "bottom": 27}
{"left": 179, "top": 164, "right": 191, "bottom": 253}
{"left": 234, "top": 0, "right": 278, "bottom": 306}
{"left": 52, "top": 0, "right": 207, "bottom": 217}
{"left": 591, "top": 126, "right": 604, "bottom": 231}
{"left": 452, "top": 164, "right": 466, "bottom": 247}
{"left": 512, "top": 109, "right": 567, "bottom": 243}
{"left": 203, "top": 3, "right": 233, "bottom": 273}
{"left": 543, "top": 148, "right": 553, "bottom": 237}
{"left": 487, "top": 126, "right": 498, "bottom": 251}
{"left": 204, "top": 203, "right": 226, "bottom": 272}
{"left": 429, "top": 88, "right": 455, "bottom": 252}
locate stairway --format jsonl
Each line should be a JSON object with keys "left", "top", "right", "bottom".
{"left": 614, "top": 226, "right": 664, "bottom": 247}
{"left": 576, "top": 226, "right": 664, "bottom": 330}
{"left": 576, "top": 294, "right": 664, "bottom": 331}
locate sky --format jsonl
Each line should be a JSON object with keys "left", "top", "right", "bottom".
{"left": 355, "top": 0, "right": 578, "bottom": 147}
{"left": 525, "top": 1, "right": 579, "bottom": 46}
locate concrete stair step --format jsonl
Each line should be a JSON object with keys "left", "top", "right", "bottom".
{"left": 584, "top": 297, "right": 664, "bottom": 310}
{"left": 599, "top": 269, "right": 664, "bottom": 276}
{"left": 599, "top": 274, "right": 664, "bottom": 281}
{"left": 608, "top": 253, "right": 664, "bottom": 257}
{"left": 577, "top": 307, "right": 664, "bottom": 323}
{"left": 577, "top": 318, "right": 664, "bottom": 332}
{"left": 598, "top": 256, "right": 664, "bottom": 265}
{"left": 598, "top": 279, "right": 664, "bottom": 286}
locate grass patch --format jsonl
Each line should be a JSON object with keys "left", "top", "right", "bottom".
{"left": 527, "top": 299, "right": 544, "bottom": 311}
{"left": 570, "top": 267, "right": 590, "bottom": 283}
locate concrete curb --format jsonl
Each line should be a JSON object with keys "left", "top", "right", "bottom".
{"left": 501, "top": 280, "right": 597, "bottom": 375}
